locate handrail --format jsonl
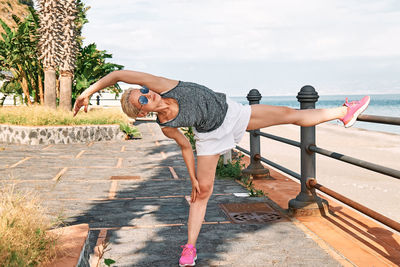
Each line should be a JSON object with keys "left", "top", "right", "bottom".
{"left": 358, "top": 114, "right": 400, "bottom": 126}
{"left": 308, "top": 145, "right": 400, "bottom": 179}
{"left": 254, "top": 131, "right": 300, "bottom": 148}
{"left": 236, "top": 145, "right": 301, "bottom": 180}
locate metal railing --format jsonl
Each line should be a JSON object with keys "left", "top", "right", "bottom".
{"left": 237, "top": 86, "right": 400, "bottom": 232}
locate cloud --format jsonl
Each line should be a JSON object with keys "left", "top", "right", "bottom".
{"left": 83, "top": 0, "right": 400, "bottom": 61}
{"left": 81, "top": 0, "right": 400, "bottom": 95}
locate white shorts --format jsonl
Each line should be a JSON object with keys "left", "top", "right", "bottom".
{"left": 193, "top": 98, "right": 252, "bottom": 156}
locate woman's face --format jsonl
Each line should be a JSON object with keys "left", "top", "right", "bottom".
{"left": 129, "top": 89, "right": 161, "bottom": 117}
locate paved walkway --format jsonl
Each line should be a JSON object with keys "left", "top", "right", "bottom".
{"left": 1, "top": 122, "right": 346, "bottom": 266}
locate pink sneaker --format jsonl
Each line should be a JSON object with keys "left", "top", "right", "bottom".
{"left": 179, "top": 244, "right": 197, "bottom": 267}
{"left": 340, "top": 96, "right": 370, "bottom": 128}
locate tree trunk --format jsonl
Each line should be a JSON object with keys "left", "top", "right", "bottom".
{"left": 17, "top": 65, "right": 32, "bottom": 106}
{"left": 31, "top": 76, "right": 39, "bottom": 104}
{"left": 44, "top": 68, "right": 57, "bottom": 109}
{"left": 59, "top": 71, "right": 73, "bottom": 111}
{"left": 38, "top": 72, "right": 44, "bottom": 104}
{"left": 0, "top": 94, "right": 7, "bottom": 106}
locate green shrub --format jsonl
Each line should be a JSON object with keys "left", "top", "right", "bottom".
{"left": 216, "top": 154, "right": 244, "bottom": 179}
{"left": 120, "top": 123, "right": 141, "bottom": 139}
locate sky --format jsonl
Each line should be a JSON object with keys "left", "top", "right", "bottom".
{"left": 82, "top": 0, "right": 400, "bottom": 96}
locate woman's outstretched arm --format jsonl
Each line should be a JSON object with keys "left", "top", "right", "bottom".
{"left": 161, "top": 127, "right": 200, "bottom": 203}
{"left": 73, "top": 70, "right": 178, "bottom": 116}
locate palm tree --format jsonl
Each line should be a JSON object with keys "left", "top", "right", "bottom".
{"left": 38, "top": 0, "right": 62, "bottom": 109}
{"left": 59, "top": 0, "right": 78, "bottom": 111}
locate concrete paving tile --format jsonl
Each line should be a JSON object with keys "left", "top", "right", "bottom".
{"left": 118, "top": 153, "right": 165, "bottom": 161}
{"left": 61, "top": 167, "right": 120, "bottom": 180}
{"left": 123, "top": 158, "right": 186, "bottom": 167}
{"left": 69, "top": 158, "right": 120, "bottom": 167}
{"left": 0, "top": 180, "right": 57, "bottom": 196}
{"left": 0, "top": 150, "right": 43, "bottom": 157}
{"left": 0, "top": 166, "right": 60, "bottom": 180}
{"left": 0, "top": 157, "right": 25, "bottom": 168}
{"left": 17, "top": 157, "right": 119, "bottom": 168}
{"left": 42, "top": 199, "right": 99, "bottom": 222}
{"left": 0, "top": 144, "right": 47, "bottom": 150}
{"left": 82, "top": 142, "right": 122, "bottom": 150}
{"left": 16, "top": 157, "right": 76, "bottom": 168}
{"left": 173, "top": 166, "right": 190, "bottom": 179}
{"left": 116, "top": 180, "right": 192, "bottom": 198}
{"left": 61, "top": 166, "right": 173, "bottom": 180}
{"left": 83, "top": 198, "right": 188, "bottom": 228}
{"left": 212, "top": 179, "right": 251, "bottom": 194}
{"left": 49, "top": 180, "right": 111, "bottom": 200}
{"left": 37, "top": 152, "right": 76, "bottom": 158}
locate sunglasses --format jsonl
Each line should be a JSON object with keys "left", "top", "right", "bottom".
{"left": 138, "top": 86, "right": 150, "bottom": 105}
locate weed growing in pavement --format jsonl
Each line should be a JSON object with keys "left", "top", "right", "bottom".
{"left": 240, "top": 176, "right": 266, "bottom": 197}
{"left": 216, "top": 154, "right": 245, "bottom": 179}
{"left": 216, "top": 153, "right": 266, "bottom": 197}
{"left": 95, "top": 239, "right": 116, "bottom": 267}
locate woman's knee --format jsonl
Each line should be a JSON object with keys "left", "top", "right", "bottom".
{"left": 198, "top": 182, "right": 214, "bottom": 200}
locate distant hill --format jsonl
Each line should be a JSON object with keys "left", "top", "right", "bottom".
{"left": 0, "top": 0, "right": 32, "bottom": 35}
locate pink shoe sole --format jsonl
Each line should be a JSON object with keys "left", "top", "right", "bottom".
{"left": 179, "top": 255, "right": 197, "bottom": 267}
{"left": 343, "top": 96, "right": 370, "bottom": 128}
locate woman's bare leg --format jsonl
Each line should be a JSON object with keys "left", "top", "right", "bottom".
{"left": 247, "top": 104, "right": 347, "bottom": 130}
{"left": 187, "top": 154, "right": 220, "bottom": 245}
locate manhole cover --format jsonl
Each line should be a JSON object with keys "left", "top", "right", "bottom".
{"left": 110, "top": 176, "right": 141, "bottom": 180}
{"left": 219, "top": 202, "right": 288, "bottom": 224}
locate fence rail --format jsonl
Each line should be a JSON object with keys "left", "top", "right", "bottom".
{"left": 308, "top": 145, "right": 400, "bottom": 179}
{"left": 239, "top": 86, "right": 400, "bottom": 233}
{"left": 358, "top": 114, "right": 400, "bottom": 125}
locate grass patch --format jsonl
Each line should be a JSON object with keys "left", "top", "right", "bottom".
{"left": 0, "top": 184, "right": 61, "bottom": 266}
{"left": 0, "top": 106, "right": 130, "bottom": 126}
{"left": 216, "top": 153, "right": 266, "bottom": 197}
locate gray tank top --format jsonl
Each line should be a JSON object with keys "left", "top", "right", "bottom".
{"left": 156, "top": 81, "right": 228, "bottom": 133}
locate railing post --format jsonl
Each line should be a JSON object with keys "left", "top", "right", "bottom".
{"left": 288, "top": 85, "right": 328, "bottom": 216}
{"left": 241, "top": 89, "right": 270, "bottom": 180}
{"left": 96, "top": 95, "right": 100, "bottom": 105}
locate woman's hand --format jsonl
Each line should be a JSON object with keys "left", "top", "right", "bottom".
{"left": 191, "top": 178, "right": 201, "bottom": 203}
{"left": 73, "top": 94, "right": 90, "bottom": 117}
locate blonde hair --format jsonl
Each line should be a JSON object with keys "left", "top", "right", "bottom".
{"left": 120, "top": 88, "right": 140, "bottom": 118}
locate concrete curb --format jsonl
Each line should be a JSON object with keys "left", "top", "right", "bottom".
{"left": 0, "top": 124, "right": 125, "bottom": 145}
{"left": 45, "top": 224, "right": 90, "bottom": 267}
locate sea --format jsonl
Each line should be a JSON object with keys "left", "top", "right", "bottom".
{"left": 230, "top": 94, "right": 400, "bottom": 135}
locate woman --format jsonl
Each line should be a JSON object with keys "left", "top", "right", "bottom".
{"left": 73, "top": 70, "right": 370, "bottom": 267}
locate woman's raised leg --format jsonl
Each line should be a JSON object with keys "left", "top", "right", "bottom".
{"left": 246, "top": 96, "right": 370, "bottom": 130}
{"left": 246, "top": 104, "right": 347, "bottom": 130}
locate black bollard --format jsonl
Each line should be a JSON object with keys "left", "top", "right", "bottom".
{"left": 288, "top": 86, "right": 328, "bottom": 216}
{"left": 241, "top": 89, "right": 270, "bottom": 180}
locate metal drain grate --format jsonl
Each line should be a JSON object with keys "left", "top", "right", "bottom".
{"left": 229, "top": 211, "right": 283, "bottom": 224}
{"left": 219, "top": 202, "right": 288, "bottom": 224}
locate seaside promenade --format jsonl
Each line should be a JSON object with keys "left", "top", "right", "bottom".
{"left": 1, "top": 121, "right": 399, "bottom": 266}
